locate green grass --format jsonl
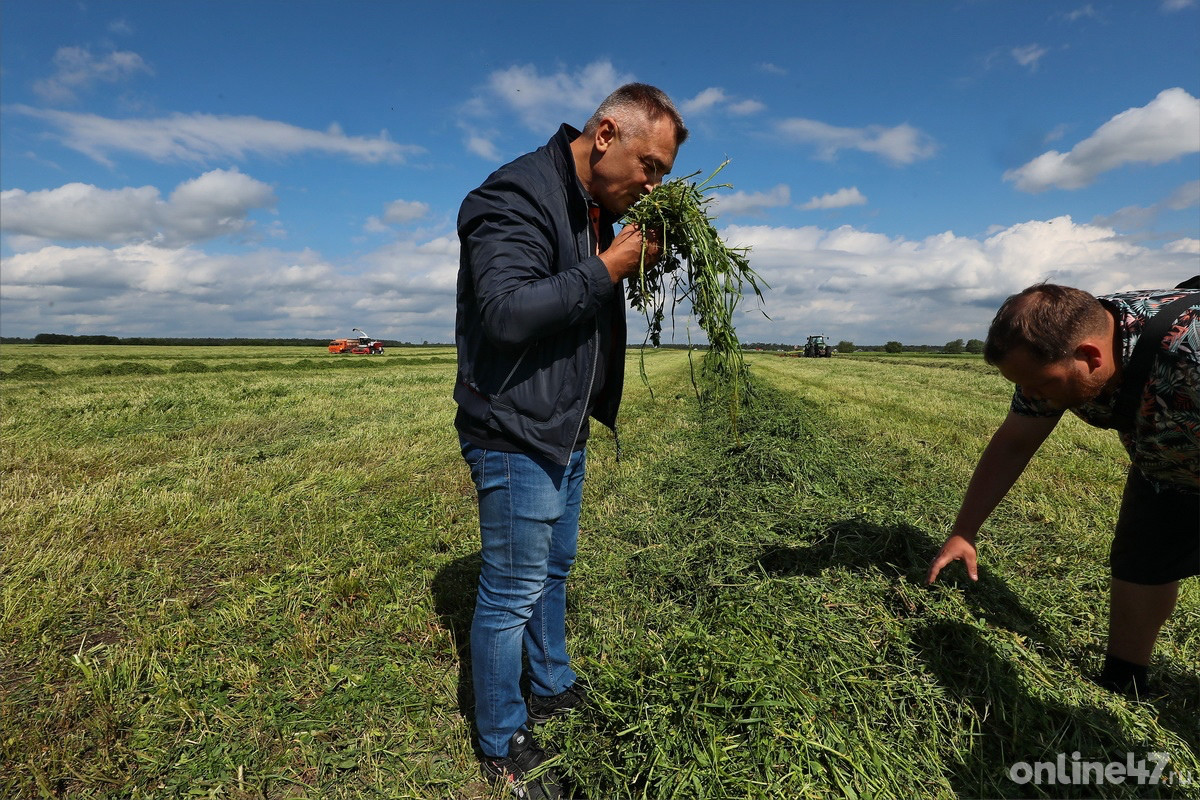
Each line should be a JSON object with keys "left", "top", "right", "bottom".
{"left": 1, "top": 346, "right": 1196, "bottom": 798}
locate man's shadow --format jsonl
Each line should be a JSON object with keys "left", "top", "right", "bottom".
{"left": 913, "top": 619, "right": 1165, "bottom": 799}
{"left": 752, "top": 517, "right": 1199, "bottom": 787}
{"left": 432, "top": 551, "right": 481, "bottom": 750}
{"left": 754, "top": 517, "right": 1057, "bottom": 651}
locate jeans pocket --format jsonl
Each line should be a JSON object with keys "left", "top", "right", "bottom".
{"left": 460, "top": 439, "right": 487, "bottom": 472}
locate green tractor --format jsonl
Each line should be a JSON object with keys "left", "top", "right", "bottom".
{"left": 804, "top": 334, "right": 832, "bottom": 358}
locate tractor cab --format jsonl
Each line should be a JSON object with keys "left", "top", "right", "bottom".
{"left": 804, "top": 335, "right": 832, "bottom": 358}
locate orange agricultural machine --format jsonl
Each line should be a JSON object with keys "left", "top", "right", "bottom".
{"left": 328, "top": 328, "right": 384, "bottom": 354}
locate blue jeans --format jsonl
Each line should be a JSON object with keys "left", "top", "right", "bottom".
{"left": 461, "top": 440, "right": 584, "bottom": 757}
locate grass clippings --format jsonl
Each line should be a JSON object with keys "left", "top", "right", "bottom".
{"left": 622, "top": 162, "right": 767, "bottom": 405}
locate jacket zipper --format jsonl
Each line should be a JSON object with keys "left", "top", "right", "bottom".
{"left": 568, "top": 202, "right": 601, "bottom": 456}
{"left": 569, "top": 322, "right": 600, "bottom": 455}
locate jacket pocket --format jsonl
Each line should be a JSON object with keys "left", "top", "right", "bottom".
{"left": 495, "top": 344, "right": 531, "bottom": 396}
{"left": 492, "top": 381, "right": 559, "bottom": 423}
{"left": 490, "top": 342, "right": 575, "bottom": 425}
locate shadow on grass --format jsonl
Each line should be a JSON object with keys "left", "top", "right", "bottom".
{"left": 913, "top": 620, "right": 1161, "bottom": 800}
{"left": 755, "top": 517, "right": 1059, "bottom": 652}
{"left": 753, "top": 517, "right": 1200, "bottom": 793}
{"left": 431, "top": 551, "right": 481, "bottom": 752}
{"left": 1148, "top": 659, "right": 1200, "bottom": 749}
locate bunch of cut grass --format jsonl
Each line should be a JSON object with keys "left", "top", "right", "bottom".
{"left": 622, "top": 161, "right": 766, "bottom": 405}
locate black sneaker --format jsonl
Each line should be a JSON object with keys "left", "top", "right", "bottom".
{"left": 1092, "top": 654, "right": 1161, "bottom": 699}
{"left": 481, "top": 728, "right": 564, "bottom": 800}
{"left": 527, "top": 681, "right": 588, "bottom": 726}
{"left": 1092, "top": 672, "right": 1163, "bottom": 700}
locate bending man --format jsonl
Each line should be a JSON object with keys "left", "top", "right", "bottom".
{"left": 927, "top": 282, "right": 1199, "bottom": 696}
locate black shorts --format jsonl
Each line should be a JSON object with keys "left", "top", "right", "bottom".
{"left": 1110, "top": 468, "right": 1200, "bottom": 585}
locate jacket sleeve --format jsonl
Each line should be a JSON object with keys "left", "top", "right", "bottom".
{"left": 460, "top": 178, "right": 614, "bottom": 350}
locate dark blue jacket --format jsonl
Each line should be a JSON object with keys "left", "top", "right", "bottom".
{"left": 454, "top": 124, "right": 626, "bottom": 465}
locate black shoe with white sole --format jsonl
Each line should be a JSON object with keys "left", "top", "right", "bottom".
{"left": 526, "top": 681, "right": 588, "bottom": 726}
{"left": 481, "top": 728, "right": 564, "bottom": 800}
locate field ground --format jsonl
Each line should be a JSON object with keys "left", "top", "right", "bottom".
{"left": 1, "top": 345, "right": 1196, "bottom": 799}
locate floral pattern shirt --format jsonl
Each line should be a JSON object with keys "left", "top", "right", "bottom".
{"left": 1011, "top": 287, "right": 1200, "bottom": 492}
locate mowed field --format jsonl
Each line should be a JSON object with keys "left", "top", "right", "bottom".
{"left": 1, "top": 345, "right": 1196, "bottom": 799}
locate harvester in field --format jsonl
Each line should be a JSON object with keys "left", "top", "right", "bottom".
{"left": 328, "top": 328, "right": 384, "bottom": 354}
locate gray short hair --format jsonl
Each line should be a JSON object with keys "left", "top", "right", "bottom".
{"left": 583, "top": 83, "right": 688, "bottom": 146}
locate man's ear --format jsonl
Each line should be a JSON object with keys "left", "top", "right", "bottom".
{"left": 594, "top": 118, "right": 617, "bottom": 153}
{"left": 1075, "top": 341, "right": 1104, "bottom": 372}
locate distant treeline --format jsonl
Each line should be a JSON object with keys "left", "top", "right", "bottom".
{"left": 2, "top": 334, "right": 979, "bottom": 353}
{"left": 2, "top": 333, "right": 450, "bottom": 347}
{"left": 743, "top": 342, "right": 976, "bottom": 353}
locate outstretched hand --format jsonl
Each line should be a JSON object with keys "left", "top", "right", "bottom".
{"left": 926, "top": 534, "right": 979, "bottom": 584}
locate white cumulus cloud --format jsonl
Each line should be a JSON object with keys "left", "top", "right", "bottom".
{"left": 1005, "top": 88, "right": 1200, "bottom": 192}
{"left": 1, "top": 169, "right": 276, "bottom": 247}
{"left": 1165, "top": 179, "right": 1200, "bottom": 210}
{"left": 1163, "top": 238, "right": 1200, "bottom": 254}
{"left": 33, "top": 46, "right": 152, "bottom": 104}
{"left": 712, "top": 215, "right": 1193, "bottom": 345}
{"left": 459, "top": 121, "right": 504, "bottom": 162}
{"left": 683, "top": 87, "right": 765, "bottom": 117}
{"left": 775, "top": 117, "right": 937, "bottom": 165}
{"left": 1093, "top": 179, "right": 1200, "bottom": 231}
{"left": 729, "top": 99, "right": 766, "bottom": 115}
{"left": 481, "top": 61, "right": 635, "bottom": 133}
{"left": 711, "top": 185, "right": 791, "bottom": 217}
{"left": 364, "top": 198, "right": 431, "bottom": 232}
{"left": 1061, "top": 5, "right": 1098, "bottom": 22}
{"left": 801, "top": 187, "right": 868, "bottom": 210}
{"left": 0, "top": 236, "right": 462, "bottom": 341}
{"left": 682, "top": 87, "right": 729, "bottom": 114}
{"left": 3, "top": 215, "right": 1192, "bottom": 347}
{"left": 1011, "top": 44, "right": 1049, "bottom": 71}
{"left": 10, "top": 106, "right": 422, "bottom": 166}
{"left": 383, "top": 199, "right": 430, "bottom": 224}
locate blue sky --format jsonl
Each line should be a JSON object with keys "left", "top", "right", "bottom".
{"left": 2, "top": 0, "right": 1198, "bottom": 346}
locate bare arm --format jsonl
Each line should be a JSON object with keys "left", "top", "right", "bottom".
{"left": 926, "top": 410, "right": 1060, "bottom": 583}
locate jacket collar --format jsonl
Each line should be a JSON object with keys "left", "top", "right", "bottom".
{"left": 550, "top": 123, "right": 620, "bottom": 228}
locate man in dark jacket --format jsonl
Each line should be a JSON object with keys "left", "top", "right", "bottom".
{"left": 455, "top": 83, "right": 687, "bottom": 797}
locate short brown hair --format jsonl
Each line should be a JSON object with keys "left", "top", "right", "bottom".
{"left": 583, "top": 83, "right": 689, "bottom": 146}
{"left": 983, "top": 283, "right": 1110, "bottom": 365}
